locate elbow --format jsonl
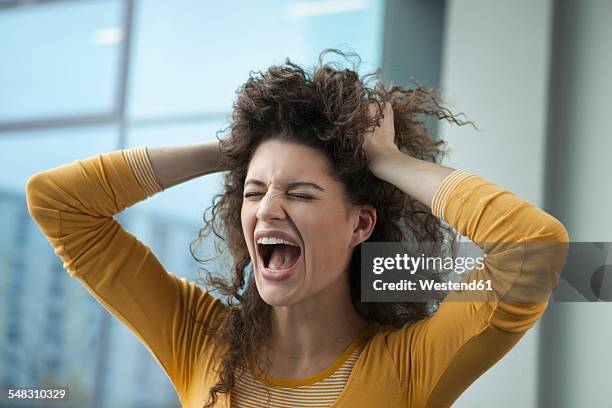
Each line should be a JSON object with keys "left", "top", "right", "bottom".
{"left": 25, "top": 173, "right": 43, "bottom": 212}
{"left": 25, "top": 172, "right": 55, "bottom": 219}
{"left": 556, "top": 222, "right": 569, "bottom": 243}
{"left": 25, "top": 173, "right": 63, "bottom": 239}
{"left": 527, "top": 208, "right": 570, "bottom": 244}
{"left": 543, "top": 217, "right": 570, "bottom": 244}
{"left": 516, "top": 215, "right": 570, "bottom": 301}
{"left": 535, "top": 217, "right": 570, "bottom": 293}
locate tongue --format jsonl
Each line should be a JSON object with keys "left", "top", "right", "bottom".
{"left": 268, "top": 244, "right": 300, "bottom": 270}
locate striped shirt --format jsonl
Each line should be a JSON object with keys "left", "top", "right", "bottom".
{"left": 232, "top": 345, "right": 363, "bottom": 408}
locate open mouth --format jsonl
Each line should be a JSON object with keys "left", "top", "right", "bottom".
{"left": 257, "top": 242, "right": 302, "bottom": 271}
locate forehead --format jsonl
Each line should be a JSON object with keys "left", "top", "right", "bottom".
{"left": 247, "top": 139, "right": 332, "bottom": 180}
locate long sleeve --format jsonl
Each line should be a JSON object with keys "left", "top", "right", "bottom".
{"left": 384, "top": 170, "right": 569, "bottom": 408}
{"left": 25, "top": 147, "right": 227, "bottom": 403}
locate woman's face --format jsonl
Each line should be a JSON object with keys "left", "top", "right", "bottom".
{"left": 241, "top": 138, "right": 372, "bottom": 307}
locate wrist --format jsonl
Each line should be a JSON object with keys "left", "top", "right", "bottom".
{"left": 369, "top": 147, "right": 415, "bottom": 180}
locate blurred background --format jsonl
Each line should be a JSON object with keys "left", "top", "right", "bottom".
{"left": 0, "top": 0, "right": 610, "bottom": 407}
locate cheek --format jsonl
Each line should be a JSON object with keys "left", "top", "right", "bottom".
{"left": 241, "top": 201, "right": 256, "bottom": 224}
{"left": 304, "top": 206, "right": 353, "bottom": 268}
{"left": 241, "top": 204, "right": 255, "bottom": 252}
{"left": 240, "top": 205, "right": 247, "bottom": 235}
{"left": 319, "top": 206, "right": 352, "bottom": 239}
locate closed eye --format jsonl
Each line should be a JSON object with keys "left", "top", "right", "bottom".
{"left": 289, "top": 193, "right": 314, "bottom": 200}
{"left": 243, "top": 192, "right": 315, "bottom": 200}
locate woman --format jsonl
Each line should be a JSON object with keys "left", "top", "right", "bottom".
{"left": 26, "top": 50, "right": 568, "bottom": 407}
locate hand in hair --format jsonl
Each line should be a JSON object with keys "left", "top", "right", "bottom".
{"left": 362, "top": 100, "right": 456, "bottom": 207}
{"left": 362, "top": 101, "right": 401, "bottom": 173}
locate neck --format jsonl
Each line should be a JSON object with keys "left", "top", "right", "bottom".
{"left": 266, "top": 274, "right": 369, "bottom": 371}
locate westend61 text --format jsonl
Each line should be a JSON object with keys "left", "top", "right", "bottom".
{"left": 373, "top": 279, "right": 493, "bottom": 292}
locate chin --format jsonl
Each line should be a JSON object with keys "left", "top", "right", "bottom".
{"left": 257, "top": 285, "right": 299, "bottom": 307}
{"left": 253, "top": 272, "right": 301, "bottom": 307}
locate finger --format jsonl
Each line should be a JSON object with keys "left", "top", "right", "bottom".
{"left": 367, "top": 101, "right": 378, "bottom": 119}
{"left": 383, "top": 102, "right": 394, "bottom": 116}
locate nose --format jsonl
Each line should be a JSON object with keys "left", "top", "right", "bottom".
{"left": 256, "top": 189, "right": 286, "bottom": 222}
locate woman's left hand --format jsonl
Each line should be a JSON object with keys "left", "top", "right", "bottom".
{"left": 362, "top": 101, "right": 401, "bottom": 174}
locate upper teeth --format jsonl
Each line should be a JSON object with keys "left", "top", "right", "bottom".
{"left": 256, "top": 237, "right": 298, "bottom": 246}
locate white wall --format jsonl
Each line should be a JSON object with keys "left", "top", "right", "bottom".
{"left": 538, "top": 0, "right": 612, "bottom": 406}
{"left": 438, "top": 0, "right": 554, "bottom": 406}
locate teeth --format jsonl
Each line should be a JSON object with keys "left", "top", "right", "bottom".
{"left": 256, "top": 236, "right": 298, "bottom": 246}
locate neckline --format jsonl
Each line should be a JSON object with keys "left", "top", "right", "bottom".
{"left": 326, "top": 325, "right": 378, "bottom": 407}
{"left": 250, "top": 324, "right": 375, "bottom": 388}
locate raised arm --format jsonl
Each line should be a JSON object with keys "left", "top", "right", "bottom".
{"left": 146, "top": 140, "right": 231, "bottom": 189}
{"left": 363, "top": 103, "right": 569, "bottom": 407}
{"left": 25, "top": 140, "right": 231, "bottom": 401}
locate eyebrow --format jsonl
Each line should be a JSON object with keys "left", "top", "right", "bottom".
{"left": 244, "top": 178, "right": 326, "bottom": 192}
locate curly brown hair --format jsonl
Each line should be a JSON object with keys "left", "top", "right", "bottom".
{"left": 189, "top": 49, "right": 475, "bottom": 407}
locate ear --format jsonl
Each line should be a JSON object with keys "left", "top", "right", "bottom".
{"left": 349, "top": 204, "right": 377, "bottom": 248}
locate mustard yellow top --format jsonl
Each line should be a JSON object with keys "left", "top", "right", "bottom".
{"left": 232, "top": 328, "right": 370, "bottom": 407}
{"left": 25, "top": 147, "right": 569, "bottom": 408}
